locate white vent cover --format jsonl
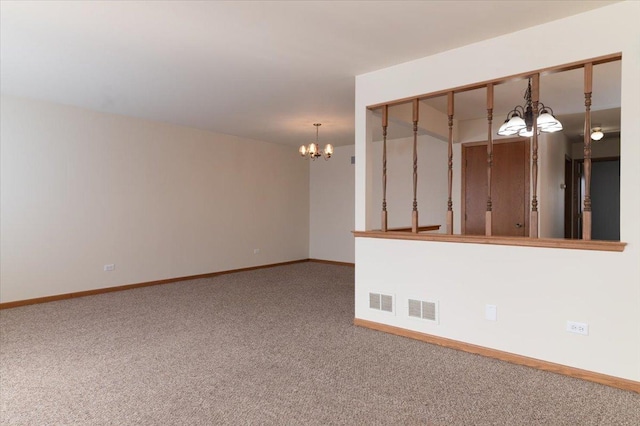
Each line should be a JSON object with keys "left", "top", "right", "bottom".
{"left": 369, "top": 292, "right": 381, "bottom": 310}
{"left": 408, "top": 299, "right": 438, "bottom": 322}
{"left": 369, "top": 292, "right": 394, "bottom": 313}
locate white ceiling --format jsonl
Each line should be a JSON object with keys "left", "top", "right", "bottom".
{"left": 0, "top": 0, "right": 619, "bottom": 147}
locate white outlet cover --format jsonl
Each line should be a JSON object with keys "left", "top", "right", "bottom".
{"left": 566, "top": 321, "right": 589, "bottom": 335}
{"left": 485, "top": 304, "right": 497, "bottom": 321}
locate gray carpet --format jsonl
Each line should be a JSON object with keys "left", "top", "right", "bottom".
{"left": 1, "top": 262, "right": 638, "bottom": 425}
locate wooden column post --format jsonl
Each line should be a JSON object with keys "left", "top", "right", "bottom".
{"left": 447, "top": 92, "right": 454, "bottom": 235}
{"left": 530, "top": 74, "right": 540, "bottom": 238}
{"left": 583, "top": 63, "right": 593, "bottom": 241}
{"left": 381, "top": 105, "right": 388, "bottom": 232}
{"left": 411, "top": 98, "right": 419, "bottom": 233}
{"left": 486, "top": 84, "right": 494, "bottom": 236}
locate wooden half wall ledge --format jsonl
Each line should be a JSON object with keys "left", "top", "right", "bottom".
{"left": 353, "top": 230, "right": 626, "bottom": 252}
{"left": 354, "top": 318, "right": 640, "bottom": 394}
{"left": 0, "top": 258, "right": 355, "bottom": 310}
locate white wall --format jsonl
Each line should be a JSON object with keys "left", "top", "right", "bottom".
{"left": 571, "top": 136, "right": 620, "bottom": 159}
{"left": 0, "top": 96, "right": 310, "bottom": 303}
{"left": 354, "top": 1, "right": 640, "bottom": 381}
{"left": 369, "top": 135, "right": 448, "bottom": 231}
{"left": 309, "top": 145, "right": 355, "bottom": 263}
{"left": 539, "top": 132, "right": 570, "bottom": 239}
{"left": 308, "top": 134, "right": 448, "bottom": 264}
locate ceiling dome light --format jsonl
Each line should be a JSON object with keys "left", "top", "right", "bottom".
{"left": 590, "top": 127, "right": 604, "bottom": 141}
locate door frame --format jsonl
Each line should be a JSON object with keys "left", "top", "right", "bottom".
{"left": 564, "top": 155, "right": 573, "bottom": 239}
{"left": 461, "top": 137, "right": 530, "bottom": 236}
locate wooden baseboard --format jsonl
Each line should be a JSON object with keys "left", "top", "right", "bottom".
{"left": 308, "top": 258, "right": 355, "bottom": 267}
{"left": 353, "top": 318, "right": 640, "bottom": 394}
{"left": 0, "top": 259, "right": 310, "bottom": 310}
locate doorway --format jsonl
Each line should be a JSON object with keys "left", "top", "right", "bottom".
{"left": 574, "top": 157, "right": 620, "bottom": 241}
{"left": 462, "top": 139, "right": 530, "bottom": 236}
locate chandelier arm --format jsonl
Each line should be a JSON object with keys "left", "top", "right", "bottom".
{"left": 504, "top": 106, "right": 526, "bottom": 120}
{"left": 538, "top": 103, "right": 555, "bottom": 115}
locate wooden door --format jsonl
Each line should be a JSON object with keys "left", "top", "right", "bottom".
{"left": 463, "top": 139, "right": 530, "bottom": 236}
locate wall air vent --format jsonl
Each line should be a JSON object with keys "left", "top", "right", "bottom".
{"left": 369, "top": 292, "right": 394, "bottom": 314}
{"left": 408, "top": 299, "right": 438, "bottom": 322}
{"left": 369, "top": 292, "right": 381, "bottom": 310}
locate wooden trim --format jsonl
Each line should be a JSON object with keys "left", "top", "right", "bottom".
{"left": 307, "top": 259, "right": 355, "bottom": 267}
{"left": 354, "top": 318, "right": 640, "bottom": 393}
{"left": 353, "top": 230, "right": 626, "bottom": 252}
{"left": 524, "top": 139, "right": 531, "bottom": 237}
{"left": 461, "top": 145, "right": 468, "bottom": 233}
{"left": 0, "top": 259, "right": 312, "bottom": 310}
{"left": 367, "top": 53, "right": 621, "bottom": 110}
{"left": 375, "top": 225, "right": 441, "bottom": 233}
{"left": 462, "top": 136, "right": 527, "bottom": 147}
{"left": 577, "top": 156, "right": 621, "bottom": 164}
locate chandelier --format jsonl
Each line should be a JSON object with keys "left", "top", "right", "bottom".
{"left": 299, "top": 123, "right": 333, "bottom": 160}
{"left": 497, "top": 78, "right": 563, "bottom": 137}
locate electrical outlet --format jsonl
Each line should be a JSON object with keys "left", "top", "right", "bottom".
{"left": 566, "top": 321, "right": 589, "bottom": 335}
{"left": 104, "top": 264, "right": 115, "bottom": 272}
{"left": 485, "top": 304, "right": 497, "bottom": 321}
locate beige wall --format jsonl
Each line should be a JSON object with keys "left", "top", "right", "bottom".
{"left": 308, "top": 134, "right": 448, "bottom": 265}
{"left": 309, "top": 145, "right": 355, "bottom": 263}
{"left": 0, "top": 96, "right": 310, "bottom": 303}
{"left": 370, "top": 135, "right": 448, "bottom": 231}
{"left": 539, "top": 132, "right": 571, "bottom": 239}
{"left": 571, "top": 136, "right": 620, "bottom": 159}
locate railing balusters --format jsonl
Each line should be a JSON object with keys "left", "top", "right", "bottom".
{"left": 486, "top": 84, "right": 494, "bottom": 236}
{"left": 381, "top": 105, "right": 388, "bottom": 232}
{"left": 530, "top": 74, "right": 540, "bottom": 238}
{"left": 412, "top": 99, "right": 419, "bottom": 233}
{"left": 583, "top": 63, "right": 593, "bottom": 240}
{"left": 447, "top": 92, "right": 454, "bottom": 235}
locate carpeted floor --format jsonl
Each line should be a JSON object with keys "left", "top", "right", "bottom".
{"left": 1, "top": 262, "right": 638, "bottom": 425}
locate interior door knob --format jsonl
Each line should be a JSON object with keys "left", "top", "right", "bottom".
{"left": 515, "top": 223, "right": 523, "bottom": 228}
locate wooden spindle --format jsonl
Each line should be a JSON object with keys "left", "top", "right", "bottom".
{"left": 447, "top": 91, "right": 454, "bottom": 235}
{"left": 411, "top": 98, "right": 419, "bottom": 233}
{"left": 583, "top": 63, "right": 593, "bottom": 240}
{"left": 381, "top": 105, "right": 388, "bottom": 232}
{"left": 530, "top": 74, "right": 540, "bottom": 238}
{"left": 486, "top": 83, "right": 494, "bottom": 236}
